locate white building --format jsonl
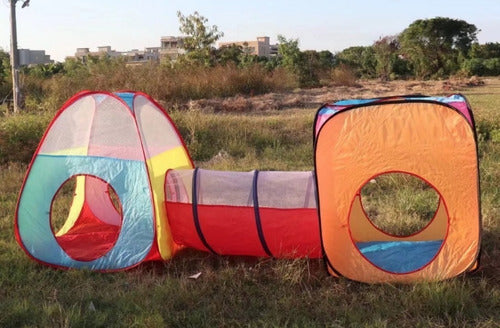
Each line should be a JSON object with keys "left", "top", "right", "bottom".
{"left": 74, "top": 46, "right": 122, "bottom": 62}
{"left": 72, "top": 36, "right": 188, "bottom": 64}
{"left": 18, "top": 49, "right": 53, "bottom": 66}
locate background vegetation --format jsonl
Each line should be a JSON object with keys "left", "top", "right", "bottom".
{"left": 1, "top": 16, "right": 500, "bottom": 114}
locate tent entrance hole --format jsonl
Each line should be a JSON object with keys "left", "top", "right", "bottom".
{"left": 353, "top": 172, "right": 446, "bottom": 274}
{"left": 50, "top": 175, "right": 123, "bottom": 262}
{"left": 359, "top": 172, "right": 440, "bottom": 237}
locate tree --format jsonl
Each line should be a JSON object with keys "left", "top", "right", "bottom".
{"left": 0, "top": 49, "right": 10, "bottom": 82}
{"left": 216, "top": 44, "right": 243, "bottom": 66}
{"left": 301, "top": 50, "right": 322, "bottom": 86}
{"left": 177, "top": 11, "right": 224, "bottom": 66}
{"left": 277, "top": 35, "right": 302, "bottom": 72}
{"left": 238, "top": 42, "right": 259, "bottom": 68}
{"left": 0, "top": 49, "right": 12, "bottom": 102}
{"left": 276, "top": 35, "right": 321, "bottom": 87}
{"left": 336, "top": 46, "right": 377, "bottom": 78}
{"left": 317, "top": 50, "right": 336, "bottom": 69}
{"left": 469, "top": 42, "right": 500, "bottom": 59}
{"left": 399, "top": 17, "right": 478, "bottom": 78}
{"left": 373, "top": 36, "right": 399, "bottom": 80}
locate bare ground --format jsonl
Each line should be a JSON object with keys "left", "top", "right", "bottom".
{"left": 181, "top": 77, "right": 486, "bottom": 112}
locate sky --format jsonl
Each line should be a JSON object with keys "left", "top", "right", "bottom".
{"left": 1, "top": 0, "right": 499, "bottom": 62}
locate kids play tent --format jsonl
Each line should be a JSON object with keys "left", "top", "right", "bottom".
{"left": 15, "top": 91, "right": 192, "bottom": 270}
{"left": 15, "top": 91, "right": 481, "bottom": 283}
{"left": 314, "top": 95, "right": 481, "bottom": 283}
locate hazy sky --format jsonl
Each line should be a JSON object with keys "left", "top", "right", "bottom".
{"left": 1, "top": 0, "right": 499, "bottom": 62}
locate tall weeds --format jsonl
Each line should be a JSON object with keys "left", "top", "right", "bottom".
{"left": 21, "top": 62, "right": 297, "bottom": 112}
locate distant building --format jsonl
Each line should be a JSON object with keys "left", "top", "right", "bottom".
{"left": 71, "top": 36, "right": 187, "bottom": 64}
{"left": 122, "top": 47, "right": 162, "bottom": 63}
{"left": 18, "top": 49, "right": 53, "bottom": 66}
{"left": 74, "top": 46, "right": 122, "bottom": 62}
{"left": 219, "top": 36, "right": 278, "bottom": 58}
{"left": 159, "top": 36, "right": 186, "bottom": 60}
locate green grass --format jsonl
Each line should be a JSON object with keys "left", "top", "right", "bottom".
{"left": 51, "top": 176, "right": 77, "bottom": 233}
{"left": 170, "top": 109, "right": 315, "bottom": 171}
{"left": 360, "top": 173, "right": 440, "bottom": 237}
{"left": 1, "top": 80, "right": 500, "bottom": 327}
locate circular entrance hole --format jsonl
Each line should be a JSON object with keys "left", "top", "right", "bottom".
{"left": 360, "top": 172, "right": 440, "bottom": 237}
{"left": 356, "top": 172, "right": 445, "bottom": 273}
{"left": 51, "top": 175, "right": 123, "bottom": 261}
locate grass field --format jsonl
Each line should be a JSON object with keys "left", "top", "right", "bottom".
{"left": 0, "top": 79, "right": 499, "bottom": 327}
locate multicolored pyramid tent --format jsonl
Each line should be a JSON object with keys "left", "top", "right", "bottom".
{"left": 15, "top": 92, "right": 481, "bottom": 283}
{"left": 15, "top": 91, "right": 192, "bottom": 270}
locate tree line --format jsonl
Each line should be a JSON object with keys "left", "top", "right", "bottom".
{"left": 1, "top": 14, "right": 500, "bottom": 109}
{"left": 168, "top": 13, "right": 500, "bottom": 83}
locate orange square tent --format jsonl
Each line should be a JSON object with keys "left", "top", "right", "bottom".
{"left": 314, "top": 95, "right": 481, "bottom": 282}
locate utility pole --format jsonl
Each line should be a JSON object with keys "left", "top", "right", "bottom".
{"left": 9, "top": 0, "right": 20, "bottom": 113}
{"left": 9, "top": 0, "right": 29, "bottom": 114}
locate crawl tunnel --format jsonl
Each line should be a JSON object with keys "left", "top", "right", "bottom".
{"left": 15, "top": 91, "right": 192, "bottom": 270}
{"left": 314, "top": 95, "right": 481, "bottom": 283}
{"left": 165, "top": 169, "right": 322, "bottom": 258}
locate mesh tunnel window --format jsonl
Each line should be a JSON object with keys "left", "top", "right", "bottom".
{"left": 257, "top": 171, "right": 316, "bottom": 209}
{"left": 50, "top": 175, "right": 123, "bottom": 262}
{"left": 197, "top": 170, "right": 254, "bottom": 206}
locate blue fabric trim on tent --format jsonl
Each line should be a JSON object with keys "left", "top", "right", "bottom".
{"left": 357, "top": 240, "right": 443, "bottom": 274}
{"left": 114, "top": 92, "right": 135, "bottom": 112}
{"left": 334, "top": 98, "right": 379, "bottom": 106}
{"left": 17, "top": 154, "right": 154, "bottom": 270}
{"left": 317, "top": 108, "right": 339, "bottom": 115}
{"left": 331, "top": 95, "right": 465, "bottom": 108}
{"left": 405, "top": 95, "right": 465, "bottom": 104}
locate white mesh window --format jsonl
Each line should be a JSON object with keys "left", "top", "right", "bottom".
{"left": 166, "top": 169, "right": 317, "bottom": 208}
{"left": 87, "top": 95, "right": 143, "bottom": 160}
{"left": 134, "top": 95, "right": 184, "bottom": 159}
{"left": 165, "top": 169, "right": 194, "bottom": 203}
{"left": 258, "top": 171, "right": 316, "bottom": 208}
{"left": 197, "top": 169, "right": 254, "bottom": 206}
{"left": 39, "top": 95, "right": 95, "bottom": 155}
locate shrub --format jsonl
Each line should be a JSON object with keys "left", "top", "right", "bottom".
{"left": 329, "top": 65, "right": 359, "bottom": 87}
{"left": 484, "top": 58, "right": 500, "bottom": 75}
{"left": 0, "top": 113, "right": 51, "bottom": 164}
{"left": 462, "top": 58, "right": 500, "bottom": 76}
